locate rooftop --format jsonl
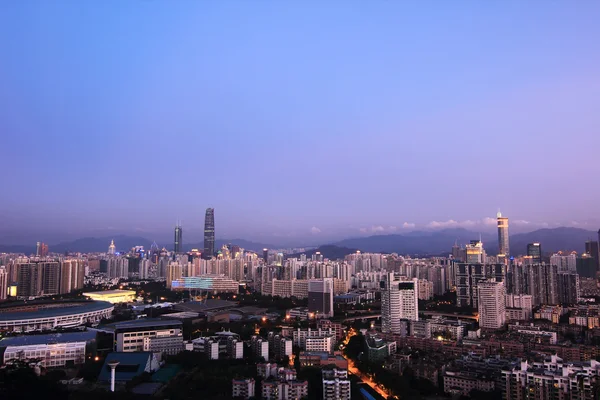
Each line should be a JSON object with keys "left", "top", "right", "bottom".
{"left": 102, "top": 318, "right": 182, "bottom": 331}
{"left": 173, "top": 299, "right": 237, "bottom": 313}
{"left": 0, "top": 331, "right": 97, "bottom": 347}
{"left": 0, "top": 301, "right": 113, "bottom": 322}
{"left": 98, "top": 352, "right": 155, "bottom": 382}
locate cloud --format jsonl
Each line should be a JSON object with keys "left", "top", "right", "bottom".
{"left": 310, "top": 226, "right": 321, "bottom": 234}
{"left": 482, "top": 217, "right": 497, "bottom": 226}
{"left": 359, "top": 225, "right": 397, "bottom": 234}
{"left": 512, "top": 220, "right": 530, "bottom": 226}
{"left": 427, "top": 220, "right": 459, "bottom": 228}
{"left": 402, "top": 222, "right": 416, "bottom": 229}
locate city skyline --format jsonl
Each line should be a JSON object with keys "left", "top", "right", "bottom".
{"left": 1, "top": 2, "right": 599, "bottom": 245}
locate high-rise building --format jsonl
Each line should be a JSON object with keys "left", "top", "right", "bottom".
{"left": 0, "top": 266, "right": 7, "bottom": 300}
{"left": 477, "top": 279, "right": 506, "bottom": 329}
{"left": 527, "top": 243, "right": 542, "bottom": 263}
{"left": 455, "top": 263, "right": 506, "bottom": 307}
{"left": 322, "top": 368, "right": 351, "bottom": 400}
{"left": 36, "top": 242, "right": 41, "bottom": 257}
{"left": 108, "top": 240, "right": 116, "bottom": 255}
{"left": 204, "top": 208, "right": 215, "bottom": 259}
{"left": 263, "top": 248, "right": 268, "bottom": 263}
{"left": 550, "top": 252, "right": 577, "bottom": 272}
{"left": 557, "top": 272, "right": 579, "bottom": 304}
{"left": 497, "top": 212, "right": 510, "bottom": 258}
{"left": 381, "top": 274, "right": 418, "bottom": 334}
{"left": 465, "top": 240, "right": 486, "bottom": 264}
{"left": 308, "top": 278, "right": 334, "bottom": 318}
{"left": 584, "top": 240, "right": 599, "bottom": 272}
{"left": 174, "top": 224, "right": 182, "bottom": 253}
{"left": 60, "top": 259, "right": 85, "bottom": 294}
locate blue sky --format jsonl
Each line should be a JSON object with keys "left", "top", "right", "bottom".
{"left": 1, "top": 1, "right": 599, "bottom": 245}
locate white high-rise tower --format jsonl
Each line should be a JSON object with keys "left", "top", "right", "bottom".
{"left": 381, "top": 273, "right": 418, "bottom": 334}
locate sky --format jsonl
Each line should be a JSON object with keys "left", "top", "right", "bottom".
{"left": 1, "top": 1, "right": 599, "bottom": 246}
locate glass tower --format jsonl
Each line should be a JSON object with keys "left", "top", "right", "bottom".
{"left": 497, "top": 211, "right": 510, "bottom": 258}
{"left": 204, "top": 208, "right": 215, "bottom": 259}
{"left": 174, "top": 224, "right": 182, "bottom": 253}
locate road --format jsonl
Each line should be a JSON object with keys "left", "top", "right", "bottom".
{"left": 342, "top": 328, "right": 391, "bottom": 399}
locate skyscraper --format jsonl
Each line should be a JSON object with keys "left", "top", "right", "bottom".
{"left": 381, "top": 274, "right": 418, "bottom": 334}
{"left": 108, "top": 240, "right": 116, "bottom": 255}
{"left": 204, "top": 208, "right": 215, "bottom": 259}
{"left": 497, "top": 212, "right": 510, "bottom": 258}
{"left": 477, "top": 279, "right": 506, "bottom": 329}
{"left": 308, "top": 278, "right": 334, "bottom": 318}
{"left": 527, "top": 243, "right": 542, "bottom": 263}
{"left": 174, "top": 224, "right": 182, "bottom": 253}
{"left": 465, "top": 240, "right": 485, "bottom": 264}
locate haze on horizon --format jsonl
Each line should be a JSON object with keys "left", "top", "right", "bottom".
{"left": 1, "top": 2, "right": 599, "bottom": 246}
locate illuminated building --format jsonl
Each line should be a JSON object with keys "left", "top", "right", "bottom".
{"left": 322, "top": 368, "right": 351, "bottom": 400}
{"left": 465, "top": 240, "right": 485, "bottom": 264}
{"left": 170, "top": 275, "right": 239, "bottom": 294}
{"left": 526, "top": 242, "right": 542, "bottom": 263}
{"left": 203, "top": 208, "right": 215, "bottom": 259}
{"left": 100, "top": 319, "right": 183, "bottom": 355}
{"left": 497, "top": 212, "right": 510, "bottom": 258}
{"left": 60, "top": 259, "right": 85, "bottom": 294}
{"left": 83, "top": 289, "right": 136, "bottom": 304}
{"left": 108, "top": 240, "right": 116, "bottom": 255}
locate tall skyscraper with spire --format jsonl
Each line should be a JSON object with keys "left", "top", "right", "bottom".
{"left": 204, "top": 208, "right": 215, "bottom": 259}
{"left": 108, "top": 240, "right": 116, "bottom": 255}
{"left": 174, "top": 223, "right": 182, "bottom": 253}
{"left": 497, "top": 211, "right": 510, "bottom": 258}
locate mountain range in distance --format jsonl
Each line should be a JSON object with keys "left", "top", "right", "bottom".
{"left": 0, "top": 227, "right": 597, "bottom": 258}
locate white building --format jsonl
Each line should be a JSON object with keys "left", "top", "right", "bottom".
{"left": 505, "top": 294, "right": 533, "bottom": 321}
{"left": 478, "top": 280, "right": 506, "bottom": 329}
{"left": 292, "top": 328, "right": 336, "bottom": 353}
{"left": 232, "top": 378, "right": 255, "bottom": 399}
{"left": 262, "top": 380, "right": 308, "bottom": 400}
{"left": 1, "top": 331, "right": 95, "bottom": 368}
{"left": 381, "top": 274, "right": 418, "bottom": 334}
{"left": 322, "top": 368, "right": 351, "bottom": 400}
{"left": 102, "top": 319, "right": 183, "bottom": 355}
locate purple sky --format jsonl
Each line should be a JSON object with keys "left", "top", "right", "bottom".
{"left": 1, "top": 2, "right": 599, "bottom": 246}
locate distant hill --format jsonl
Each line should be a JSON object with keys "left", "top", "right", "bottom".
{"left": 509, "top": 227, "right": 597, "bottom": 255}
{"left": 330, "top": 227, "right": 597, "bottom": 256}
{"left": 287, "top": 245, "right": 359, "bottom": 260}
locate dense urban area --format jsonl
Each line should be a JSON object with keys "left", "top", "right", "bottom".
{"left": 1, "top": 210, "right": 600, "bottom": 400}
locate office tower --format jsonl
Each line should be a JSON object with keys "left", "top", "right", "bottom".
{"left": 108, "top": 240, "right": 116, "bottom": 255}
{"left": 477, "top": 280, "right": 506, "bottom": 329}
{"left": 381, "top": 274, "right": 418, "bottom": 334}
{"left": 36, "top": 242, "right": 41, "bottom": 257}
{"left": 204, "top": 208, "right": 215, "bottom": 259}
{"left": 0, "top": 266, "right": 7, "bottom": 300}
{"left": 584, "top": 240, "right": 599, "bottom": 272}
{"left": 427, "top": 265, "right": 447, "bottom": 296}
{"left": 263, "top": 248, "right": 268, "bottom": 263}
{"left": 308, "top": 278, "right": 334, "bottom": 318}
{"left": 557, "top": 272, "right": 579, "bottom": 304}
{"left": 577, "top": 253, "right": 597, "bottom": 278}
{"left": 527, "top": 243, "right": 542, "bottom": 263}
{"left": 174, "top": 224, "right": 182, "bottom": 253}
{"left": 497, "top": 212, "right": 510, "bottom": 258}
{"left": 465, "top": 240, "right": 485, "bottom": 264}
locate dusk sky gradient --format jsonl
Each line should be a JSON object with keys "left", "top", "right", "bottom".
{"left": 1, "top": 1, "right": 599, "bottom": 245}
